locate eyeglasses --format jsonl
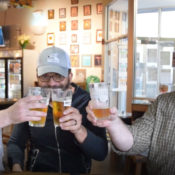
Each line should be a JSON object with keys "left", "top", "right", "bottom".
{"left": 38, "top": 74, "right": 65, "bottom": 82}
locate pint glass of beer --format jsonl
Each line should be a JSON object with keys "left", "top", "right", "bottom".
{"left": 51, "top": 88, "right": 72, "bottom": 127}
{"left": 89, "top": 82, "right": 110, "bottom": 120}
{"left": 28, "top": 87, "right": 50, "bottom": 127}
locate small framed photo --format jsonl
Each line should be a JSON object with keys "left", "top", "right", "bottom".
{"left": 71, "top": 34, "right": 77, "bottom": 43}
{"left": 96, "top": 29, "right": 102, "bottom": 43}
{"left": 81, "top": 32, "right": 91, "bottom": 44}
{"left": 94, "top": 55, "right": 102, "bottom": 66}
{"left": 59, "top": 8, "right": 66, "bottom": 18}
{"left": 81, "top": 55, "right": 92, "bottom": 67}
{"left": 71, "top": 20, "right": 78, "bottom": 30}
{"left": 84, "top": 19, "right": 91, "bottom": 30}
{"left": 47, "top": 33, "right": 55, "bottom": 45}
{"left": 60, "top": 21, "right": 66, "bottom": 31}
{"left": 96, "top": 3, "right": 103, "bottom": 14}
{"left": 70, "top": 44, "right": 79, "bottom": 54}
{"left": 83, "top": 5, "right": 91, "bottom": 16}
{"left": 58, "top": 33, "right": 67, "bottom": 45}
{"left": 70, "top": 55, "right": 79, "bottom": 67}
{"left": 71, "top": 0, "right": 78, "bottom": 5}
{"left": 76, "top": 69, "right": 86, "bottom": 82}
{"left": 71, "top": 6, "right": 78, "bottom": 17}
{"left": 48, "top": 9, "right": 54, "bottom": 19}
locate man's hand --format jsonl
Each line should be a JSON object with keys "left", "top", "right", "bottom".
{"left": 86, "top": 100, "right": 119, "bottom": 129}
{"left": 59, "top": 107, "right": 87, "bottom": 143}
{"left": 1, "top": 96, "right": 47, "bottom": 128}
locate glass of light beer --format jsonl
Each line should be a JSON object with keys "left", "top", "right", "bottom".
{"left": 89, "top": 82, "right": 110, "bottom": 120}
{"left": 28, "top": 87, "right": 50, "bottom": 127}
{"left": 51, "top": 88, "right": 72, "bottom": 127}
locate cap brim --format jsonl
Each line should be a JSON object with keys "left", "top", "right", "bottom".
{"left": 37, "top": 65, "right": 68, "bottom": 77}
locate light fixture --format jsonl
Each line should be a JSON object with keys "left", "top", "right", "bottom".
{"left": 30, "top": 10, "right": 47, "bottom": 35}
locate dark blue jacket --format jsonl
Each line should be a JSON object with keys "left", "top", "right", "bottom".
{"left": 7, "top": 83, "right": 108, "bottom": 174}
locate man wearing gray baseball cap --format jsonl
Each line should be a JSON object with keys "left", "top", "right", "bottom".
{"left": 8, "top": 46, "right": 108, "bottom": 174}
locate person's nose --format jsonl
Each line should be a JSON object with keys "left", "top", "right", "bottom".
{"left": 47, "top": 77, "right": 60, "bottom": 87}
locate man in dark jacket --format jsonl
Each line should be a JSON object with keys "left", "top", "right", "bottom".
{"left": 7, "top": 46, "right": 108, "bottom": 174}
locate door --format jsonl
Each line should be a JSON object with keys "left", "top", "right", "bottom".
{"left": 0, "top": 59, "right": 5, "bottom": 98}
{"left": 8, "top": 58, "right": 22, "bottom": 98}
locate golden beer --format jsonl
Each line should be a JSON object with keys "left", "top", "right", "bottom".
{"left": 29, "top": 108, "right": 48, "bottom": 127}
{"left": 52, "top": 101, "right": 70, "bottom": 126}
{"left": 92, "top": 108, "right": 110, "bottom": 119}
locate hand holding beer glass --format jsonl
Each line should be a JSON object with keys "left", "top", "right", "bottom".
{"left": 52, "top": 88, "right": 72, "bottom": 127}
{"left": 28, "top": 87, "right": 50, "bottom": 127}
{"left": 89, "top": 82, "right": 110, "bottom": 120}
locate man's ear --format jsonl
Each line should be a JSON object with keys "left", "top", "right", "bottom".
{"left": 69, "top": 72, "right": 73, "bottom": 81}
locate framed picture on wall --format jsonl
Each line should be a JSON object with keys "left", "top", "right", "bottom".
{"left": 71, "top": 34, "right": 77, "bottom": 43}
{"left": 70, "top": 55, "right": 79, "bottom": 67}
{"left": 58, "top": 33, "right": 67, "bottom": 45}
{"left": 81, "top": 55, "right": 92, "bottom": 67}
{"left": 96, "top": 3, "right": 103, "bottom": 14}
{"left": 94, "top": 55, "right": 102, "bottom": 66}
{"left": 83, "top": 5, "right": 91, "bottom": 16}
{"left": 96, "top": 29, "right": 102, "bottom": 43}
{"left": 71, "top": 20, "right": 78, "bottom": 30}
{"left": 59, "top": 8, "right": 66, "bottom": 18}
{"left": 84, "top": 19, "right": 91, "bottom": 30}
{"left": 71, "top": 6, "right": 78, "bottom": 17}
{"left": 81, "top": 32, "right": 91, "bottom": 44}
{"left": 71, "top": 0, "right": 78, "bottom": 5}
{"left": 47, "top": 33, "right": 55, "bottom": 45}
{"left": 75, "top": 69, "right": 86, "bottom": 82}
{"left": 70, "top": 44, "right": 79, "bottom": 54}
{"left": 48, "top": 9, "right": 54, "bottom": 19}
{"left": 60, "top": 21, "right": 66, "bottom": 31}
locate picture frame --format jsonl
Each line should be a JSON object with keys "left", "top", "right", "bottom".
{"left": 81, "top": 32, "right": 91, "bottom": 44}
{"left": 48, "top": 9, "right": 54, "bottom": 19}
{"left": 96, "top": 3, "right": 103, "bottom": 14}
{"left": 58, "top": 33, "right": 67, "bottom": 45}
{"left": 59, "top": 8, "right": 66, "bottom": 18}
{"left": 84, "top": 19, "right": 91, "bottom": 30}
{"left": 71, "top": 0, "right": 78, "bottom": 5}
{"left": 81, "top": 55, "right": 92, "bottom": 67}
{"left": 75, "top": 69, "right": 86, "bottom": 82}
{"left": 70, "top": 55, "right": 79, "bottom": 67}
{"left": 47, "top": 33, "right": 55, "bottom": 45}
{"left": 71, "top": 34, "right": 77, "bottom": 43}
{"left": 70, "top": 44, "right": 79, "bottom": 54}
{"left": 94, "top": 55, "right": 102, "bottom": 66}
{"left": 71, "top": 6, "right": 78, "bottom": 17}
{"left": 60, "top": 21, "right": 66, "bottom": 31}
{"left": 71, "top": 20, "right": 78, "bottom": 30}
{"left": 83, "top": 5, "right": 91, "bottom": 16}
{"left": 96, "top": 29, "right": 102, "bottom": 43}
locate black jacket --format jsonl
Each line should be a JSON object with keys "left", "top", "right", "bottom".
{"left": 7, "top": 83, "right": 108, "bottom": 174}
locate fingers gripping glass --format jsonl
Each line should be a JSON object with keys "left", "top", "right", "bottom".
{"left": 38, "top": 74, "right": 65, "bottom": 82}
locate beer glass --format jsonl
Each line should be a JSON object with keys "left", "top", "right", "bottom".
{"left": 28, "top": 87, "right": 50, "bottom": 127}
{"left": 51, "top": 88, "right": 72, "bottom": 127}
{"left": 89, "top": 82, "right": 110, "bottom": 120}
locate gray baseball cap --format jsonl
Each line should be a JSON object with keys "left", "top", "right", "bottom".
{"left": 37, "top": 46, "right": 71, "bottom": 77}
